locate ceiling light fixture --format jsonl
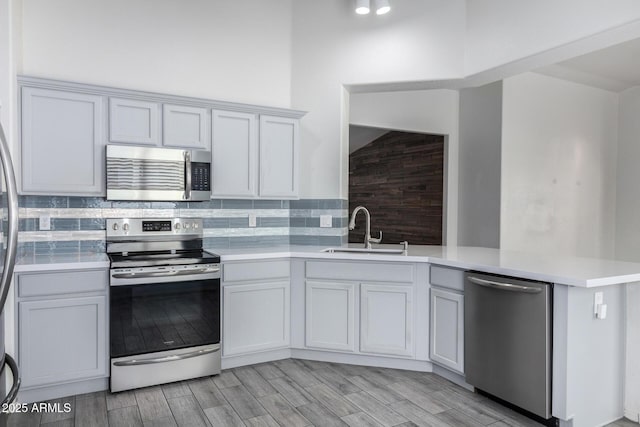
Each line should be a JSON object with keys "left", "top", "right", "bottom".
{"left": 375, "top": 0, "right": 391, "bottom": 15}
{"left": 355, "top": 0, "right": 370, "bottom": 15}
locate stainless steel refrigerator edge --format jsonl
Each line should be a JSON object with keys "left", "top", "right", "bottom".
{"left": 464, "top": 271, "right": 552, "bottom": 420}
{"left": 0, "top": 121, "right": 21, "bottom": 412}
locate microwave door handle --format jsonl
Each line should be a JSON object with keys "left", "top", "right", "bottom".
{"left": 184, "top": 151, "right": 192, "bottom": 200}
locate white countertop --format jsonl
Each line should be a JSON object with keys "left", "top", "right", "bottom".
{"left": 210, "top": 244, "right": 640, "bottom": 287}
{"left": 13, "top": 244, "right": 640, "bottom": 287}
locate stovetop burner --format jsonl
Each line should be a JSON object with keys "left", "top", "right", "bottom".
{"left": 109, "top": 250, "right": 220, "bottom": 268}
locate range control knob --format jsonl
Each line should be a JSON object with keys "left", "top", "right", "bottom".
{"left": 123, "top": 223, "right": 130, "bottom": 232}
{"left": 112, "top": 223, "right": 119, "bottom": 231}
{"left": 184, "top": 223, "right": 191, "bottom": 230}
{"left": 193, "top": 223, "right": 199, "bottom": 229}
{"left": 175, "top": 223, "right": 181, "bottom": 230}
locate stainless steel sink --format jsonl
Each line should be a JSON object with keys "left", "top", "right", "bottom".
{"left": 322, "top": 242, "right": 408, "bottom": 255}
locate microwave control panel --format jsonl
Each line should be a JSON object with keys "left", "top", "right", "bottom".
{"left": 191, "top": 162, "right": 211, "bottom": 191}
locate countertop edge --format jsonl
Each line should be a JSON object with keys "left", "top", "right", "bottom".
{"left": 14, "top": 260, "right": 111, "bottom": 273}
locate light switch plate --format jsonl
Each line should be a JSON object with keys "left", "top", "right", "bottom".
{"left": 320, "top": 215, "right": 332, "bottom": 228}
{"left": 248, "top": 213, "right": 257, "bottom": 227}
{"left": 39, "top": 215, "right": 51, "bottom": 231}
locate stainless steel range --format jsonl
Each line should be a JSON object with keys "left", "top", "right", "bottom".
{"left": 107, "top": 218, "right": 221, "bottom": 393}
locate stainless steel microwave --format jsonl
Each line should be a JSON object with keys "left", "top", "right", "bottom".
{"left": 106, "top": 145, "right": 211, "bottom": 201}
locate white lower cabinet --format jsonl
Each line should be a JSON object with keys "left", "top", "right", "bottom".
{"left": 429, "top": 287, "right": 464, "bottom": 373}
{"left": 360, "top": 283, "right": 414, "bottom": 357}
{"left": 16, "top": 268, "right": 109, "bottom": 393}
{"left": 305, "top": 281, "right": 356, "bottom": 352}
{"left": 19, "top": 296, "right": 107, "bottom": 387}
{"left": 302, "top": 260, "right": 418, "bottom": 359}
{"left": 223, "top": 281, "right": 290, "bottom": 356}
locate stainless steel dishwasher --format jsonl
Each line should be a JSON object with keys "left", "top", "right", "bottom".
{"left": 465, "top": 271, "right": 555, "bottom": 425}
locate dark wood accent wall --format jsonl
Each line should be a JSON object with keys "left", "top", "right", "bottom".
{"left": 349, "top": 131, "right": 444, "bottom": 245}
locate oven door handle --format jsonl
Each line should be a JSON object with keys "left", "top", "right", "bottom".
{"left": 111, "top": 267, "right": 220, "bottom": 279}
{"left": 113, "top": 345, "right": 220, "bottom": 367}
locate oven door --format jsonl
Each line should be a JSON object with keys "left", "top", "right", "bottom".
{"left": 110, "top": 273, "right": 220, "bottom": 359}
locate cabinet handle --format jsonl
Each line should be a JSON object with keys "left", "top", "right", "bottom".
{"left": 184, "top": 151, "right": 191, "bottom": 200}
{"left": 1, "top": 354, "right": 20, "bottom": 405}
{"left": 0, "top": 123, "right": 18, "bottom": 314}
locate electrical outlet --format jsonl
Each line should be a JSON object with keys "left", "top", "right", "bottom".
{"left": 320, "top": 215, "right": 332, "bottom": 228}
{"left": 594, "top": 291, "right": 604, "bottom": 317}
{"left": 248, "top": 213, "right": 257, "bottom": 227}
{"left": 39, "top": 215, "right": 51, "bottom": 231}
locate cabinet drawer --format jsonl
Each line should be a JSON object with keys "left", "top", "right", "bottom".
{"left": 306, "top": 261, "right": 413, "bottom": 283}
{"left": 18, "top": 269, "right": 108, "bottom": 298}
{"left": 223, "top": 260, "right": 290, "bottom": 282}
{"left": 430, "top": 265, "right": 465, "bottom": 291}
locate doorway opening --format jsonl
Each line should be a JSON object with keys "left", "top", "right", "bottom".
{"left": 348, "top": 125, "right": 445, "bottom": 245}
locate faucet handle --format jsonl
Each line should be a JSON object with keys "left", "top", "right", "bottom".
{"left": 369, "top": 231, "right": 382, "bottom": 244}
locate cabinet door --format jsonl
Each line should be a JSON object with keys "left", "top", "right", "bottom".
{"left": 212, "top": 110, "right": 258, "bottom": 197}
{"left": 305, "top": 281, "right": 356, "bottom": 352}
{"left": 223, "top": 281, "right": 290, "bottom": 356}
{"left": 430, "top": 288, "right": 464, "bottom": 373}
{"left": 109, "top": 97, "right": 160, "bottom": 145}
{"left": 259, "top": 115, "right": 298, "bottom": 198}
{"left": 163, "top": 104, "right": 208, "bottom": 149}
{"left": 19, "top": 296, "right": 107, "bottom": 387}
{"left": 21, "top": 87, "right": 105, "bottom": 195}
{"left": 360, "top": 283, "right": 414, "bottom": 357}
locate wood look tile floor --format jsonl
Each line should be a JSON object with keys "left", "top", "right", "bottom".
{"left": 5, "top": 359, "right": 635, "bottom": 427}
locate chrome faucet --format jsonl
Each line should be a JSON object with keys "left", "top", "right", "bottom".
{"left": 348, "top": 206, "right": 382, "bottom": 249}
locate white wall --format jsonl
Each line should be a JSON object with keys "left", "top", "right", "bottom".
{"left": 20, "top": 0, "right": 292, "bottom": 107}
{"left": 615, "top": 87, "right": 640, "bottom": 421}
{"left": 501, "top": 72, "right": 618, "bottom": 258}
{"left": 350, "top": 89, "right": 460, "bottom": 246}
{"left": 465, "top": 0, "right": 640, "bottom": 75}
{"left": 458, "top": 81, "right": 502, "bottom": 248}
{"left": 349, "top": 126, "right": 388, "bottom": 154}
{"left": 291, "top": 0, "right": 465, "bottom": 199}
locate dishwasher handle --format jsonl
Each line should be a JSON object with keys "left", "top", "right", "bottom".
{"left": 468, "top": 276, "right": 542, "bottom": 294}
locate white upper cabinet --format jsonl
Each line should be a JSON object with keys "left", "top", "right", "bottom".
{"left": 109, "top": 98, "right": 160, "bottom": 145}
{"left": 211, "top": 110, "right": 258, "bottom": 197}
{"left": 163, "top": 104, "right": 209, "bottom": 150}
{"left": 21, "top": 87, "right": 105, "bottom": 195}
{"left": 19, "top": 77, "right": 304, "bottom": 197}
{"left": 259, "top": 115, "right": 299, "bottom": 198}
{"left": 211, "top": 112, "right": 300, "bottom": 199}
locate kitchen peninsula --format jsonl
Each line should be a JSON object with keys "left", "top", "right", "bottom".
{"left": 12, "top": 244, "right": 638, "bottom": 427}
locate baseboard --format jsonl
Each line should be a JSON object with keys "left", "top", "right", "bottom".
{"left": 432, "top": 364, "right": 473, "bottom": 391}
{"left": 290, "top": 348, "right": 434, "bottom": 372}
{"left": 221, "top": 348, "right": 292, "bottom": 369}
{"left": 623, "top": 411, "right": 640, "bottom": 424}
{"left": 18, "top": 377, "right": 108, "bottom": 403}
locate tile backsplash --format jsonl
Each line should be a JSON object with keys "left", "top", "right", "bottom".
{"left": 16, "top": 196, "right": 348, "bottom": 256}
